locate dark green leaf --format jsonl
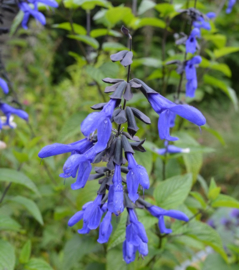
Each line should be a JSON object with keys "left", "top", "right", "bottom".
{"left": 0, "top": 240, "right": 15, "bottom": 270}
{"left": 68, "top": 35, "right": 99, "bottom": 49}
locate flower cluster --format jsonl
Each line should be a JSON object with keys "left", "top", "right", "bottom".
{"left": 39, "top": 26, "right": 206, "bottom": 263}
{"left": 18, "top": 0, "right": 58, "bottom": 29}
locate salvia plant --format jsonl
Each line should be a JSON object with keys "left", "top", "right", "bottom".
{"left": 38, "top": 22, "right": 208, "bottom": 263}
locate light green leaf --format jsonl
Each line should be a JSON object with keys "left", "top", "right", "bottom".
{"left": 154, "top": 174, "right": 192, "bottom": 209}
{"left": 19, "top": 240, "right": 31, "bottom": 264}
{"left": 154, "top": 3, "right": 175, "bottom": 17}
{"left": 0, "top": 215, "right": 21, "bottom": 231}
{"left": 147, "top": 69, "right": 163, "bottom": 80}
{"left": 57, "top": 111, "right": 88, "bottom": 142}
{"left": 197, "top": 175, "right": 209, "bottom": 195}
{"left": 210, "top": 63, "right": 231, "bottom": 77}
{"left": 203, "top": 34, "right": 226, "bottom": 48}
{"left": 107, "top": 211, "right": 127, "bottom": 250}
{"left": 25, "top": 258, "right": 53, "bottom": 270}
{"left": 203, "top": 75, "right": 238, "bottom": 110}
{"left": 90, "top": 29, "right": 121, "bottom": 38}
{"left": 85, "top": 65, "right": 105, "bottom": 84}
{"left": 202, "top": 125, "right": 225, "bottom": 146}
{"left": 25, "top": 136, "right": 42, "bottom": 149}
{"left": 211, "top": 194, "right": 239, "bottom": 208}
{"left": 102, "top": 42, "right": 128, "bottom": 52}
{"left": 67, "top": 35, "right": 99, "bottom": 49}
{"left": 132, "top": 58, "right": 162, "bottom": 68}
{"left": 12, "top": 150, "right": 29, "bottom": 163}
{"left": 185, "top": 221, "right": 227, "bottom": 261}
{"left": 202, "top": 253, "right": 232, "bottom": 270}
{"left": 9, "top": 196, "right": 43, "bottom": 225}
{"left": 0, "top": 169, "right": 40, "bottom": 196}
{"left": 52, "top": 23, "right": 86, "bottom": 35}
{"left": 105, "top": 7, "right": 135, "bottom": 26}
{"left": 74, "top": 0, "right": 110, "bottom": 10}
{"left": 133, "top": 17, "right": 166, "bottom": 30}
{"left": 138, "top": 0, "right": 156, "bottom": 15}
{"left": 10, "top": 11, "right": 24, "bottom": 36}
{"left": 214, "top": 47, "right": 239, "bottom": 59}
{"left": 190, "top": 192, "right": 207, "bottom": 208}
{"left": 208, "top": 178, "right": 221, "bottom": 200}
{"left": 0, "top": 240, "right": 15, "bottom": 270}
{"left": 107, "top": 249, "right": 128, "bottom": 270}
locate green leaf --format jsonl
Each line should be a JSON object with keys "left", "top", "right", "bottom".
{"left": 0, "top": 169, "right": 40, "bottom": 196}
{"left": 105, "top": 7, "right": 135, "bottom": 26}
{"left": 0, "top": 240, "right": 15, "bottom": 270}
{"left": 190, "top": 192, "right": 207, "bottom": 208}
{"left": 202, "top": 125, "right": 225, "bottom": 146}
{"left": 9, "top": 196, "right": 43, "bottom": 225}
{"left": 19, "top": 240, "right": 31, "bottom": 264}
{"left": 25, "top": 258, "right": 53, "bottom": 270}
{"left": 25, "top": 136, "right": 42, "bottom": 149}
{"left": 210, "top": 63, "right": 231, "bottom": 77}
{"left": 107, "top": 249, "right": 128, "bottom": 270}
{"left": 131, "top": 58, "right": 162, "bottom": 68}
{"left": 133, "top": 17, "right": 166, "bottom": 30}
{"left": 57, "top": 111, "right": 88, "bottom": 142}
{"left": 102, "top": 42, "right": 128, "bottom": 52}
{"left": 203, "top": 34, "right": 226, "bottom": 48}
{"left": 197, "top": 175, "right": 209, "bottom": 195}
{"left": 12, "top": 150, "right": 29, "bottom": 163}
{"left": 154, "top": 3, "right": 175, "bottom": 17}
{"left": 203, "top": 75, "right": 238, "bottom": 110}
{"left": 208, "top": 178, "right": 221, "bottom": 200}
{"left": 10, "top": 11, "right": 24, "bottom": 36}
{"left": 147, "top": 69, "right": 163, "bottom": 80}
{"left": 214, "top": 47, "right": 239, "bottom": 59}
{"left": 0, "top": 215, "right": 21, "bottom": 231}
{"left": 74, "top": 0, "right": 110, "bottom": 10}
{"left": 67, "top": 35, "right": 99, "bottom": 49}
{"left": 154, "top": 174, "right": 192, "bottom": 209}
{"left": 185, "top": 221, "right": 227, "bottom": 262}
{"left": 134, "top": 150, "right": 153, "bottom": 175}
{"left": 202, "top": 253, "right": 231, "bottom": 270}
{"left": 211, "top": 194, "right": 239, "bottom": 208}
{"left": 85, "top": 65, "right": 105, "bottom": 84}
{"left": 107, "top": 211, "right": 127, "bottom": 250}
{"left": 138, "top": 0, "right": 156, "bottom": 15}
{"left": 90, "top": 29, "right": 122, "bottom": 38}
{"left": 52, "top": 23, "right": 86, "bottom": 35}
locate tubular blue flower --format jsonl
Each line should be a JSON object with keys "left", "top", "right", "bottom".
{"left": 186, "top": 28, "right": 200, "bottom": 54}
{"left": 28, "top": 0, "right": 59, "bottom": 8}
{"left": 81, "top": 99, "right": 117, "bottom": 151}
{"left": 123, "top": 240, "right": 136, "bottom": 264}
{"left": 97, "top": 210, "right": 113, "bottom": 243}
{"left": 226, "top": 0, "right": 236, "bottom": 13}
{"left": 126, "top": 153, "right": 150, "bottom": 202}
{"left": 185, "top": 56, "right": 202, "bottom": 98}
{"left": 147, "top": 205, "right": 189, "bottom": 234}
{"left": 19, "top": 2, "right": 46, "bottom": 29}
{"left": 193, "top": 16, "right": 211, "bottom": 31}
{"left": 107, "top": 165, "right": 124, "bottom": 215}
{"left": 38, "top": 138, "right": 93, "bottom": 159}
{"left": 0, "top": 78, "right": 9, "bottom": 94}
{"left": 207, "top": 219, "right": 216, "bottom": 229}
{"left": 156, "top": 145, "right": 190, "bottom": 155}
{"left": 206, "top": 12, "right": 216, "bottom": 19}
{"left": 0, "top": 103, "right": 28, "bottom": 128}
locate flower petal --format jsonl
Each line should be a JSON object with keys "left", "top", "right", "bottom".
{"left": 81, "top": 112, "right": 101, "bottom": 136}
{"left": 158, "top": 216, "right": 172, "bottom": 234}
{"left": 68, "top": 210, "right": 84, "bottom": 226}
{"left": 158, "top": 110, "right": 178, "bottom": 141}
{"left": 71, "top": 160, "right": 92, "bottom": 190}
{"left": 0, "top": 78, "right": 9, "bottom": 94}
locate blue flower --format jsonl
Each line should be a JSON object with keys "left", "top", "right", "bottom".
{"left": 147, "top": 205, "right": 189, "bottom": 234}
{"left": 28, "top": 0, "right": 59, "bottom": 8}
{"left": 68, "top": 195, "right": 104, "bottom": 234}
{"left": 123, "top": 209, "right": 148, "bottom": 263}
{"left": 186, "top": 28, "right": 200, "bottom": 54}
{"left": 0, "top": 103, "right": 28, "bottom": 128}
{"left": 156, "top": 143, "right": 190, "bottom": 155}
{"left": 97, "top": 210, "right": 113, "bottom": 243}
{"left": 185, "top": 56, "right": 202, "bottom": 98}
{"left": 81, "top": 99, "right": 117, "bottom": 152}
{"left": 38, "top": 138, "right": 94, "bottom": 158}
{"left": 107, "top": 165, "right": 124, "bottom": 215}
{"left": 0, "top": 78, "right": 9, "bottom": 94}
{"left": 19, "top": 2, "right": 46, "bottom": 29}
{"left": 226, "top": 0, "right": 236, "bottom": 13}
{"left": 126, "top": 153, "right": 150, "bottom": 202}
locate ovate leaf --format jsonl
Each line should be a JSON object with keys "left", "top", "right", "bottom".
{"left": 9, "top": 196, "right": 43, "bottom": 225}
{"left": 154, "top": 174, "right": 192, "bottom": 209}
{"left": 19, "top": 240, "right": 31, "bottom": 264}
{"left": 138, "top": 0, "right": 156, "bottom": 15}
{"left": 0, "top": 169, "right": 40, "bottom": 196}
{"left": 0, "top": 240, "right": 15, "bottom": 270}
{"left": 68, "top": 35, "right": 99, "bottom": 49}
{"left": 211, "top": 194, "right": 239, "bottom": 208}
{"left": 52, "top": 23, "right": 86, "bottom": 35}
{"left": 0, "top": 215, "right": 21, "bottom": 231}
{"left": 133, "top": 17, "right": 166, "bottom": 30}
{"left": 25, "top": 258, "right": 53, "bottom": 270}
{"left": 214, "top": 47, "right": 239, "bottom": 59}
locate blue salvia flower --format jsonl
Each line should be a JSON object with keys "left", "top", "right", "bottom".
{"left": 186, "top": 28, "right": 200, "bottom": 54}
{"left": 156, "top": 142, "right": 190, "bottom": 155}
{"left": 226, "top": 0, "right": 236, "bottom": 13}
{"left": 185, "top": 56, "right": 202, "bottom": 98}
{"left": 97, "top": 208, "right": 113, "bottom": 244}
{"left": 0, "top": 78, "right": 9, "bottom": 94}
{"left": 81, "top": 99, "right": 117, "bottom": 152}
{"left": 0, "top": 103, "right": 28, "bottom": 128}
{"left": 28, "top": 0, "right": 59, "bottom": 8}
{"left": 193, "top": 12, "right": 216, "bottom": 32}
{"left": 123, "top": 209, "right": 148, "bottom": 263}
{"left": 68, "top": 195, "right": 104, "bottom": 234}
{"left": 126, "top": 152, "right": 150, "bottom": 202}
{"left": 108, "top": 165, "right": 124, "bottom": 215}
{"left": 147, "top": 205, "right": 189, "bottom": 234}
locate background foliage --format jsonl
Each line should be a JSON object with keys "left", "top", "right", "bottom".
{"left": 1, "top": 0, "right": 239, "bottom": 269}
